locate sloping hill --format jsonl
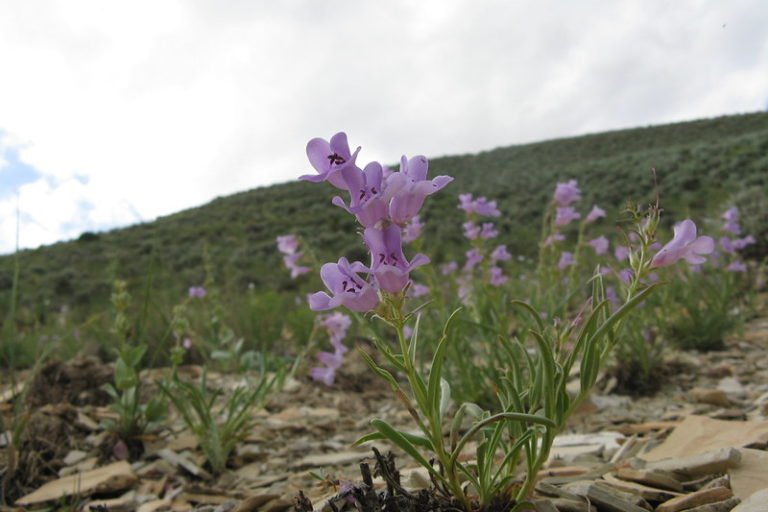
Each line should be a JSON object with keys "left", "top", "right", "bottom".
{"left": 2, "top": 112, "right": 767, "bottom": 324}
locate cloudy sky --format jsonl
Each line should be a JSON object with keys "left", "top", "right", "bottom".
{"left": 1, "top": 1, "right": 766, "bottom": 254}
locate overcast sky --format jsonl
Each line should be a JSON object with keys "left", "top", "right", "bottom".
{"left": 1, "top": 1, "right": 767, "bottom": 254}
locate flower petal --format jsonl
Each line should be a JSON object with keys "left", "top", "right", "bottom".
{"left": 308, "top": 291, "right": 333, "bottom": 311}
{"left": 306, "top": 137, "right": 332, "bottom": 173}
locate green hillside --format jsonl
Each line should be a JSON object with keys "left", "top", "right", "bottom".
{"left": 2, "top": 112, "right": 767, "bottom": 327}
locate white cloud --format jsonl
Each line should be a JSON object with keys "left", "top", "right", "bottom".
{"left": 0, "top": 0, "right": 766, "bottom": 253}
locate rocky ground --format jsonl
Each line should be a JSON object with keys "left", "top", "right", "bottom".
{"left": 1, "top": 316, "right": 767, "bottom": 512}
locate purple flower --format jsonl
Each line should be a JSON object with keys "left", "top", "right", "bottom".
{"left": 458, "top": 193, "right": 474, "bottom": 213}
{"left": 614, "top": 245, "right": 629, "bottom": 262}
{"left": 458, "top": 193, "right": 501, "bottom": 217}
{"left": 308, "top": 257, "right": 380, "bottom": 312}
{"left": 619, "top": 268, "right": 634, "bottom": 284}
{"left": 605, "top": 286, "right": 619, "bottom": 310}
{"left": 387, "top": 155, "right": 453, "bottom": 225}
{"left": 301, "top": 132, "right": 360, "bottom": 189}
{"left": 650, "top": 219, "right": 715, "bottom": 268}
{"left": 402, "top": 215, "right": 423, "bottom": 243}
{"left": 310, "top": 313, "right": 352, "bottom": 386}
{"left": 722, "top": 207, "right": 741, "bottom": 235}
{"left": 732, "top": 235, "right": 756, "bottom": 250}
{"left": 188, "top": 286, "right": 207, "bottom": 298}
{"left": 480, "top": 222, "right": 498, "bottom": 239}
{"left": 320, "top": 312, "right": 351, "bottom": 350}
{"left": 489, "top": 266, "right": 507, "bottom": 286}
{"left": 464, "top": 249, "right": 483, "bottom": 271}
{"left": 409, "top": 283, "right": 430, "bottom": 298}
{"left": 316, "top": 349, "right": 344, "bottom": 369}
{"left": 457, "top": 275, "right": 471, "bottom": 302}
{"left": 588, "top": 235, "right": 609, "bottom": 256}
{"left": 278, "top": 235, "right": 311, "bottom": 278}
{"left": 555, "top": 207, "right": 581, "bottom": 226}
{"left": 558, "top": 251, "right": 574, "bottom": 270}
{"left": 441, "top": 261, "right": 459, "bottom": 275}
{"left": 332, "top": 161, "right": 390, "bottom": 228}
{"left": 553, "top": 179, "right": 581, "bottom": 207}
{"left": 720, "top": 236, "right": 735, "bottom": 254}
{"left": 276, "top": 234, "right": 300, "bottom": 254}
{"left": 463, "top": 221, "right": 480, "bottom": 240}
{"left": 364, "top": 225, "right": 429, "bottom": 294}
{"left": 283, "top": 253, "right": 311, "bottom": 279}
{"left": 726, "top": 260, "right": 747, "bottom": 273}
{"left": 585, "top": 205, "right": 606, "bottom": 223}
{"left": 491, "top": 244, "right": 512, "bottom": 262}
{"left": 543, "top": 233, "right": 565, "bottom": 247}
{"left": 310, "top": 363, "right": 338, "bottom": 386}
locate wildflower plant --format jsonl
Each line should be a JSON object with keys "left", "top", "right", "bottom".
{"left": 183, "top": 248, "right": 265, "bottom": 373}
{"left": 298, "top": 132, "right": 709, "bottom": 509}
{"left": 656, "top": 207, "right": 755, "bottom": 352}
{"left": 159, "top": 361, "right": 283, "bottom": 475}
{"left": 102, "top": 280, "right": 166, "bottom": 447}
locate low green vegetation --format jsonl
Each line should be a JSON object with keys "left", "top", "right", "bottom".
{"left": 0, "top": 113, "right": 766, "bottom": 352}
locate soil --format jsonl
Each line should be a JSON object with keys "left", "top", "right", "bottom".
{"left": 26, "top": 356, "right": 113, "bottom": 407}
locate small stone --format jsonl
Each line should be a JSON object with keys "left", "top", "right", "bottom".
{"left": 707, "top": 363, "right": 734, "bottom": 378}
{"left": 532, "top": 498, "right": 559, "bottom": 512}
{"left": 718, "top": 377, "right": 746, "bottom": 399}
{"left": 563, "top": 480, "right": 650, "bottom": 512}
{"left": 616, "top": 468, "right": 684, "bottom": 492}
{"left": 62, "top": 449, "right": 88, "bottom": 466}
{"left": 16, "top": 461, "right": 137, "bottom": 506}
{"left": 58, "top": 456, "right": 98, "bottom": 477}
{"left": 549, "top": 432, "right": 624, "bottom": 463}
{"left": 137, "top": 499, "right": 173, "bottom": 512}
{"left": 294, "top": 450, "right": 366, "bottom": 468}
{"left": 157, "top": 448, "right": 212, "bottom": 480}
{"left": 686, "top": 497, "right": 742, "bottom": 511}
{"left": 590, "top": 394, "right": 633, "bottom": 411}
{"left": 690, "top": 388, "right": 731, "bottom": 407}
{"left": 710, "top": 408, "right": 747, "bottom": 420}
{"left": 646, "top": 447, "right": 742, "bottom": 477}
{"left": 702, "top": 475, "right": 731, "bottom": 491}
{"left": 657, "top": 487, "right": 733, "bottom": 512}
{"left": 549, "top": 498, "right": 595, "bottom": 512}
{"left": 231, "top": 495, "right": 281, "bottom": 512}
{"left": 602, "top": 473, "right": 682, "bottom": 502}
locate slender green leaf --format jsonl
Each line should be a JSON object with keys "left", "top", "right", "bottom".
{"left": 358, "top": 349, "right": 399, "bottom": 391}
{"left": 510, "top": 300, "right": 546, "bottom": 333}
{"left": 353, "top": 429, "right": 433, "bottom": 450}
{"left": 407, "top": 313, "right": 421, "bottom": 364}
{"left": 427, "top": 309, "right": 461, "bottom": 418}
{"left": 370, "top": 419, "right": 438, "bottom": 478}
{"left": 450, "top": 412, "right": 556, "bottom": 468}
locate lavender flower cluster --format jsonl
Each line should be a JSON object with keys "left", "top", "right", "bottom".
{"left": 546, "top": 179, "right": 607, "bottom": 269}
{"left": 276, "top": 234, "right": 311, "bottom": 279}
{"left": 308, "top": 312, "right": 352, "bottom": 386}
{"left": 718, "top": 207, "right": 755, "bottom": 272}
{"left": 299, "top": 132, "right": 452, "bottom": 312}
